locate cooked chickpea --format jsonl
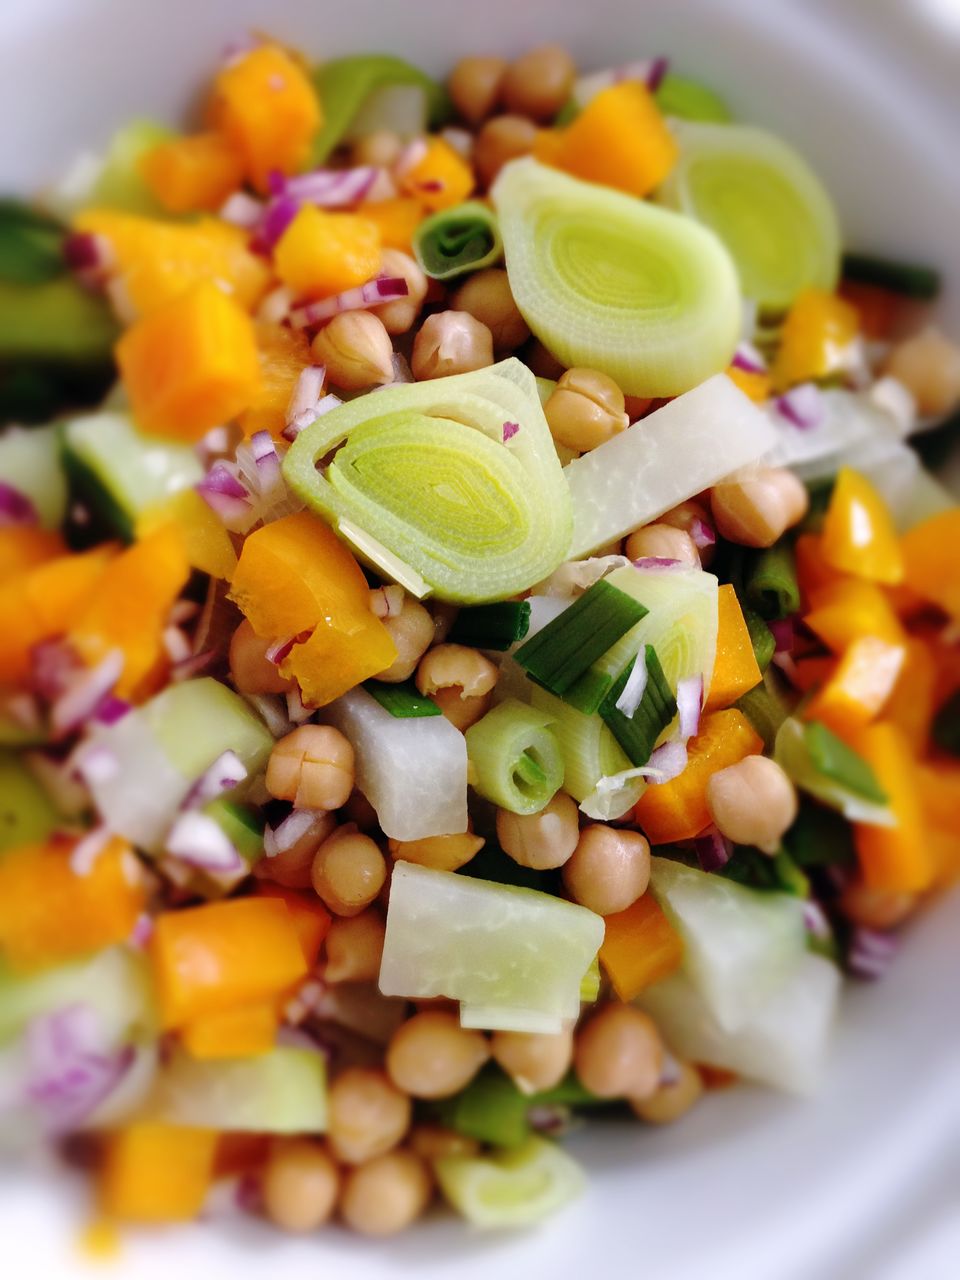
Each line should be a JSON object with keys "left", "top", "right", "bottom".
{"left": 261, "top": 1139, "right": 339, "bottom": 1233}
{"left": 254, "top": 810, "right": 337, "bottom": 889}
{"left": 630, "top": 1060, "right": 704, "bottom": 1124}
{"left": 710, "top": 466, "right": 809, "bottom": 547}
{"left": 545, "top": 367, "right": 629, "bottom": 452}
{"left": 311, "top": 311, "right": 395, "bottom": 390}
{"left": 624, "top": 523, "right": 700, "bottom": 566}
{"left": 447, "top": 55, "right": 507, "bottom": 125}
{"left": 491, "top": 1026, "right": 573, "bottom": 1094}
{"left": 839, "top": 880, "right": 917, "bottom": 931}
{"left": 386, "top": 1011, "right": 490, "bottom": 1099}
{"left": 574, "top": 1004, "right": 663, "bottom": 1100}
{"left": 266, "top": 725, "right": 355, "bottom": 811}
{"left": 473, "top": 114, "right": 539, "bottom": 188}
{"left": 411, "top": 310, "right": 494, "bottom": 380}
{"left": 374, "top": 598, "right": 435, "bottom": 683}
{"left": 352, "top": 128, "right": 404, "bottom": 168}
{"left": 229, "top": 618, "right": 293, "bottom": 695}
{"left": 374, "top": 248, "right": 429, "bottom": 336}
{"left": 311, "top": 825, "right": 387, "bottom": 916}
{"left": 388, "top": 830, "right": 485, "bottom": 872}
{"left": 501, "top": 44, "right": 576, "bottom": 122}
{"left": 496, "top": 792, "right": 580, "bottom": 871}
{"left": 451, "top": 268, "right": 530, "bottom": 351}
{"left": 323, "top": 909, "right": 386, "bottom": 982}
{"left": 339, "top": 1150, "right": 432, "bottom": 1237}
{"left": 705, "top": 755, "right": 798, "bottom": 855}
{"left": 409, "top": 1125, "right": 481, "bottom": 1161}
{"left": 327, "top": 1067, "right": 412, "bottom": 1165}
{"left": 562, "top": 825, "right": 651, "bottom": 916}
{"left": 659, "top": 499, "right": 715, "bottom": 564}
{"left": 883, "top": 326, "right": 960, "bottom": 417}
{"left": 415, "top": 643, "right": 498, "bottom": 731}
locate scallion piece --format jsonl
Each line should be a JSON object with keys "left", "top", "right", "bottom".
{"left": 447, "top": 601, "right": 531, "bottom": 651}
{"left": 736, "top": 669, "right": 790, "bottom": 751}
{"left": 599, "top": 646, "right": 677, "bottom": 767}
{"left": 932, "top": 689, "right": 960, "bottom": 757}
{"left": 775, "top": 718, "right": 893, "bottom": 826}
{"left": 530, "top": 686, "right": 642, "bottom": 820}
{"left": 513, "top": 580, "right": 647, "bottom": 700}
{"left": 465, "top": 699, "right": 564, "bottom": 814}
{"left": 413, "top": 201, "right": 503, "bottom": 280}
{"left": 364, "top": 680, "right": 441, "bottom": 718}
{"left": 841, "top": 252, "right": 941, "bottom": 301}
{"left": 744, "top": 542, "right": 800, "bottom": 620}
{"left": 785, "top": 801, "right": 856, "bottom": 869}
{"left": 744, "top": 608, "right": 776, "bottom": 674}
{"left": 805, "top": 721, "right": 888, "bottom": 803}
{"left": 654, "top": 72, "right": 732, "bottom": 123}
{"left": 434, "top": 1065, "right": 532, "bottom": 1148}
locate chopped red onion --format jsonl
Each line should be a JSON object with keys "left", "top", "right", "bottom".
{"left": 26, "top": 749, "right": 91, "bottom": 817}
{"left": 694, "top": 824, "right": 733, "bottom": 872}
{"left": 258, "top": 193, "right": 301, "bottom": 249}
{"left": 768, "top": 616, "right": 796, "bottom": 655}
{"left": 162, "top": 625, "right": 192, "bottom": 665}
{"left": 633, "top": 557, "right": 683, "bottom": 570}
{"left": 250, "top": 429, "right": 283, "bottom": 490}
{"left": 62, "top": 231, "right": 114, "bottom": 288}
{"left": 572, "top": 57, "right": 670, "bottom": 108}
{"left": 194, "top": 425, "right": 232, "bottom": 466}
{"left": 615, "top": 648, "right": 649, "bottom": 718}
{"left": 31, "top": 638, "right": 82, "bottom": 701}
{"left": 281, "top": 165, "right": 381, "bottom": 208}
{"left": 283, "top": 392, "right": 343, "bottom": 440}
{"left": 847, "top": 927, "right": 898, "bottom": 981}
{"left": 171, "top": 649, "right": 215, "bottom": 683}
{"left": 0, "top": 480, "right": 39, "bottom": 527}
{"left": 771, "top": 651, "right": 802, "bottom": 686}
{"left": 69, "top": 825, "right": 113, "bottom": 876}
{"left": 264, "top": 808, "right": 327, "bottom": 857}
{"left": 169, "top": 599, "right": 201, "bottom": 626}
{"left": 265, "top": 632, "right": 304, "bottom": 666}
{"left": 288, "top": 276, "right": 409, "bottom": 329}
{"left": 182, "top": 750, "right": 248, "bottom": 810}
{"left": 731, "top": 342, "right": 767, "bottom": 375}
{"left": 166, "top": 811, "right": 245, "bottom": 873}
{"left": 286, "top": 364, "right": 326, "bottom": 424}
{"left": 527, "top": 1104, "right": 574, "bottom": 1136}
{"left": 502, "top": 421, "right": 520, "bottom": 442}
{"left": 774, "top": 382, "right": 825, "bottom": 431}
{"left": 219, "top": 191, "right": 265, "bottom": 228}
{"left": 50, "top": 649, "right": 125, "bottom": 738}
{"left": 24, "top": 1005, "right": 135, "bottom": 1134}
{"left": 645, "top": 738, "right": 689, "bottom": 782}
{"left": 440, "top": 126, "right": 473, "bottom": 158}
{"left": 257, "top": 284, "right": 295, "bottom": 325}
{"left": 196, "top": 464, "right": 254, "bottom": 528}
{"left": 676, "top": 675, "right": 704, "bottom": 741}
{"left": 284, "top": 979, "right": 326, "bottom": 1026}
{"left": 689, "top": 517, "right": 716, "bottom": 549}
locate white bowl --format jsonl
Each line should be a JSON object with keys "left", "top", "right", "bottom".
{"left": 1, "top": 2, "right": 959, "bottom": 1277}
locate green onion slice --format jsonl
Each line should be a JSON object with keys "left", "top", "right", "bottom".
{"left": 465, "top": 699, "right": 564, "bottom": 815}
{"left": 447, "top": 601, "right": 531, "bottom": 651}
{"left": 743, "top": 608, "right": 776, "bottom": 674}
{"left": 744, "top": 542, "right": 800, "bottom": 620}
{"left": 364, "top": 679, "right": 441, "bottom": 718}
{"left": 310, "top": 55, "right": 449, "bottom": 163}
{"left": 804, "top": 721, "right": 888, "bottom": 803}
{"left": 413, "top": 201, "right": 503, "bottom": 280}
{"left": 735, "top": 669, "right": 790, "bottom": 751}
{"left": 775, "top": 718, "right": 892, "bottom": 825}
{"left": 841, "top": 253, "right": 940, "bottom": 302}
{"left": 655, "top": 73, "right": 732, "bottom": 123}
{"left": 599, "top": 646, "right": 677, "bottom": 767}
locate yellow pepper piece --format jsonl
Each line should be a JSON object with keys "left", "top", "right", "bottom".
{"left": 552, "top": 82, "right": 678, "bottom": 199}
{"left": 180, "top": 1002, "right": 280, "bottom": 1060}
{"left": 705, "top": 583, "right": 763, "bottom": 710}
{"left": 819, "top": 467, "right": 904, "bottom": 585}
{"left": 360, "top": 197, "right": 426, "bottom": 254}
{"left": 274, "top": 205, "right": 381, "bottom": 300}
{"left": 803, "top": 578, "right": 905, "bottom": 652}
{"left": 850, "top": 723, "right": 934, "bottom": 894}
{"left": 100, "top": 1124, "right": 218, "bottom": 1223}
{"left": 140, "top": 132, "right": 245, "bottom": 214}
{"left": 237, "top": 323, "right": 313, "bottom": 438}
{"left": 900, "top": 509, "right": 960, "bottom": 619}
{"left": 0, "top": 527, "right": 65, "bottom": 584}
{"left": 725, "top": 365, "right": 772, "bottom": 403}
{"left": 771, "top": 288, "right": 859, "bottom": 391}
{"left": 136, "top": 490, "right": 238, "bottom": 582}
{"left": 599, "top": 893, "right": 683, "bottom": 1001}
{"left": 400, "top": 137, "right": 475, "bottom": 212}
{"left": 803, "top": 635, "right": 906, "bottom": 739}
{"left": 883, "top": 638, "right": 938, "bottom": 754}
{"left": 794, "top": 531, "right": 848, "bottom": 602}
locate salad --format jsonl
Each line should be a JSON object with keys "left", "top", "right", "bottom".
{"left": 1, "top": 34, "right": 958, "bottom": 1244}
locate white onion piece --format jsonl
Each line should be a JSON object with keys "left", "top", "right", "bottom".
{"left": 264, "top": 808, "right": 327, "bottom": 858}
{"left": 615, "top": 648, "right": 648, "bottom": 718}
{"left": 183, "top": 750, "right": 248, "bottom": 809}
{"left": 676, "top": 675, "right": 703, "bottom": 740}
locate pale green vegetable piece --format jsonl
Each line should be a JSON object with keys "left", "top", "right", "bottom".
{"left": 530, "top": 685, "right": 642, "bottom": 819}
{"left": 491, "top": 158, "right": 741, "bottom": 396}
{"left": 147, "top": 678, "right": 273, "bottom": 783}
{"left": 435, "top": 1135, "right": 585, "bottom": 1228}
{"left": 90, "top": 120, "right": 178, "bottom": 217}
{"left": 774, "top": 718, "right": 895, "bottom": 828}
{"left": 657, "top": 121, "right": 841, "bottom": 312}
{"left": 0, "top": 751, "right": 60, "bottom": 852}
{"left": 464, "top": 699, "right": 564, "bottom": 815}
{"left": 0, "top": 424, "right": 68, "bottom": 529}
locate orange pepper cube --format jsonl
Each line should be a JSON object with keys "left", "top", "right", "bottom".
{"left": 237, "top": 323, "right": 312, "bottom": 438}
{"left": 180, "top": 1002, "right": 280, "bottom": 1060}
{"left": 600, "top": 893, "right": 683, "bottom": 1001}
{"left": 274, "top": 205, "right": 381, "bottom": 299}
{"left": 553, "top": 82, "right": 678, "bottom": 198}
{"left": 725, "top": 365, "right": 772, "bottom": 403}
{"left": 803, "top": 635, "right": 906, "bottom": 739}
{"left": 771, "top": 288, "right": 859, "bottom": 392}
{"left": 136, "top": 491, "right": 238, "bottom": 583}
{"left": 140, "top": 132, "right": 245, "bottom": 214}
{"left": 0, "top": 527, "right": 65, "bottom": 583}
{"left": 360, "top": 197, "right": 426, "bottom": 254}
{"left": 100, "top": 1124, "right": 218, "bottom": 1223}
{"left": 882, "top": 639, "right": 937, "bottom": 753}
{"left": 851, "top": 723, "right": 934, "bottom": 894}
{"left": 803, "top": 578, "right": 905, "bottom": 652}
{"left": 705, "top": 584, "right": 763, "bottom": 711}
{"left": 256, "top": 882, "right": 332, "bottom": 966}
{"left": 900, "top": 509, "right": 960, "bottom": 619}
{"left": 400, "top": 137, "right": 475, "bottom": 212}
{"left": 116, "top": 281, "right": 261, "bottom": 440}
{"left": 820, "top": 468, "right": 904, "bottom": 585}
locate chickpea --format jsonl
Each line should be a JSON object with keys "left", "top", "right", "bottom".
{"left": 323, "top": 909, "right": 386, "bottom": 983}
{"left": 574, "top": 1004, "right": 663, "bottom": 1100}
{"left": 409, "top": 1125, "right": 480, "bottom": 1161}
{"left": 311, "top": 825, "right": 387, "bottom": 916}
{"left": 562, "top": 826, "right": 651, "bottom": 916}
{"left": 501, "top": 45, "right": 576, "bottom": 122}
{"left": 545, "top": 367, "right": 629, "bottom": 452}
{"left": 491, "top": 1026, "right": 573, "bottom": 1094}
{"left": 496, "top": 793, "right": 580, "bottom": 871}
{"left": 352, "top": 128, "right": 404, "bottom": 169}
{"left": 266, "top": 725, "right": 355, "bottom": 811}
{"left": 839, "top": 880, "right": 917, "bottom": 931}
{"left": 630, "top": 1060, "right": 704, "bottom": 1124}
{"left": 339, "top": 1150, "right": 432, "bottom": 1237}
{"left": 705, "top": 755, "right": 798, "bottom": 854}
{"left": 447, "top": 55, "right": 507, "bottom": 126}
{"left": 624, "top": 523, "right": 700, "bottom": 566}
{"left": 229, "top": 618, "right": 293, "bottom": 695}
{"left": 451, "top": 268, "right": 530, "bottom": 351}
{"left": 710, "top": 466, "right": 809, "bottom": 548}
{"left": 883, "top": 326, "right": 960, "bottom": 418}
{"left": 327, "top": 1067, "right": 412, "bottom": 1165}
{"left": 659, "top": 499, "right": 715, "bottom": 565}
{"left": 388, "top": 830, "right": 485, "bottom": 872}
{"left": 374, "top": 248, "right": 429, "bottom": 336}
{"left": 254, "top": 810, "right": 337, "bottom": 889}
{"left": 473, "top": 115, "right": 539, "bottom": 188}
{"left": 386, "top": 1010, "right": 490, "bottom": 1098}
{"left": 411, "top": 310, "right": 494, "bottom": 380}
{"left": 415, "top": 643, "right": 498, "bottom": 731}
{"left": 311, "top": 311, "right": 395, "bottom": 390}
{"left": 374, "top": 598, "right": 435, "bottom": 683}
{"left": 261, "top": 1139, "right": 339, "bottom": 1233}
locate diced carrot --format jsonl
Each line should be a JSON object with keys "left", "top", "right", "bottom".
{"left": 850, "top": 722, "right": 934, "bottom": 894}
{"left": 819, "top": 468, "right": 904, "bottom": 585}
{"left": 599, "top": 893, "right": 683, "bottom": 1001}
{"left": 771, "top": 289, "right": 859, "bottom": 391}
{"left": 795, "top": 532, "right": 848, "bottom": 603}
{"left": 359, "top": 197, "right": 426, "bottom": 254}
{"left": 100, "top": 1124, "right": 218, "bottom": 1223}
{"left": 900, "top": 509, "right": 960, "bottom": 619}
{"left": 140, "top": 132, "right": 245, "bottom": 214}
{"left": 255, "top": 882, "right": 332, "bottom": 966}
{"left": 237, "top": 323, "right": 313, "bottom": 438}
{"left": 725, "top": 365, "right": 772, "bottom": 403}
{"left": 0, "top": 527, "right": 65, "bottom": 583}
{"left": 136, "top": 490, "right": 238, "bottom": 582}
{"left": 180, "top": 1002, "right": 279, "bottom": 1060}
{"left": 552, "top": 82, "right": 678, "bottom": 198}
{"left": 803, "top": 578, "right": 905, "bottom": 652}
{"left": 399, "top": 137, "right": 475, "bottom": 212}
{"left": 633, "top": 709, "right": 763, "bottom": 844}
{"left": 803, "top": 636, "right": 906, "bottom": 739}
{"left": 704, "top": 584, "right": 762, "bottom": 711}
{"left": 882, "top": 639, "right": 938, "bottom": 753}
{"left": 274, "top": 206, "right": 382, "bottom": 300}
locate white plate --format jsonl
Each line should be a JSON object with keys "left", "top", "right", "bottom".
{"left": 1, "top": 2, "right": 959, "bottom": 1277}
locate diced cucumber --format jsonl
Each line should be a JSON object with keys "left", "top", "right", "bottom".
{"left": 0, "top": 751, "right": 61, "bottom": 852}
{"left": 0, "top": 277, "right": 118, "bottom": 362}
{"left": 435, "top": 1135, "right": 585, "bottom": 1228}
{"left": 0, "top": 424, "right": 68, "bottom": 528}
{"left": 203, "top": 796, "right": 264, "bottom": 862}
{"left": 147, "top": 678, "right": 274, "bottom": 784}
{"left": 89, "top": 120, "right": 178, "bottom": 217}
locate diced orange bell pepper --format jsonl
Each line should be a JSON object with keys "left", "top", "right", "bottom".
{"left": 206, "top": 44, "right": 321, "bottom": 194}
{"left": 70, "top": 523, "right": 190, "bottom": 700}
{"left": 819, "top": 468, "right": 904, "bottom": 585}
{"left": 215, "top": 1133, "right": 271, "bottom": 1178}
{"left": 882, "top": 639, "right": 938, "bottom": 753}
{"left": 140, "top": 132, "right": 245, "bottom": 214}
{"left": 0, "top": 527, "right": 65, "bottom": 583}
{"left": 915, "top": 760, "right": 960, "bottom": 838}
{"left": 803, "top": 636, "right": 906, "bottom": 739}
{"left": 274, "top": 205, "right": 382, "bottom": 300}
{"left": 725, "top": 365, "right": 772, "bottom": 403}
{"left": 599, "top": 893, "right": 684, "bottom": 1001}
{"left": 552, "top": 82, "right": 678, "bottom": 198}
{"left": 256, "top": 882, "right": 332, "bottom": 967}
{"left": 900, "top": 509, "right": 960, "bottom": 619}
{"left": 795, "top": 532, "right": 847, "bottom": 603}
{"left": 228, "top": 511, "right": 397, "bottom": 706}
{"left": 150, "top": 897, "right": 308, "bottom": 1030}
{"left": 771, "top": 288, "right": 859, "bottom": 391}
{"left": 100, "top": 1124, "right": 218, "bottom": 1223}
{"left": 359, "top": 197, "right": 426, "bottom": 254}
{"left": 399, "top": 137, "right": 475, "bottom": 212}
{"left": 237, "top": 323, "right": 313, "bottom": 438}
{"left": 633, "top": 710, "right": 764, "bottom": 844}
{"left": 136, "top": 490, "right": 238, "bottom": 582}
{"left": 0, "top": 836, "right": 145, "bottom": 972}
{"left": 116, "top": 281, "right": 262, "bottom": 439}
{"left": 849, "top": 722, "right": 934, "bottom": 894}
{"left": 803, "top": 578, "right": 905, "bottom": 652}
{"left": 532, "top": 128, "right": 565, "bottom": 168}
{"left": 180, "top": 1001, "right": 279, "bottom": 1060}
{"left": 705, "top": 584, "right": 762, "bottom": 711}
{"left": 790, "top": 655, "right": 838, "bottom": 694}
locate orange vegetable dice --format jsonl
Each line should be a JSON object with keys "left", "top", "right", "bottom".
{"left": 360, "top": 197, "right": 426, "bottom": 254}
{"left": 116, "top": 281, "right": 262, "bottom": 439}
{"left": 795, "top": 532, "right": 847, "bottom": 602}
{"left": 0, "top": 527, "right": 65, "bottom": 583}
{"left": 207, "top": 44, "right": 321, "bottom": 193}
{"left": 150, "top": 897, "right": 307, "bottom": 1030}
{"left": 633, "top": 710, "right": 764, "bottom": 844}
{"left": 136, "top": 490, "right": 238, "bottom": 582}
{"left": 274, "top": 205, "right": 381, "bottom": 300}
{"left": 228, "top": 511, "right": 397, "bottom": 706}
{"left": 803, "top": 578, "right": 905, "bottom": 652}
{"left": 915, "top": 760, "right": 960, "bottom": 838}
{"left": 838, "top": 281, "right": 900, "bottom": 341}
{"left": 140, "top": 132, "right": 245, "bottom": 214}
{"left": 900, "top": 509, "right": 960, "bottom": 619}
{"left": 771, "top": 288, "right": 859, "bottom": 391}
{"left": 180, "top": 1002, "right": 279, "bottom": 1060}
{"left": 532, "top": 128, "right": 565, "bottom": 167}
{"left": 552, "top": 83, "right": 678, "bottom": 198}
{"left": 0, "top": 836, "right": 145, "bottom": 972}
{"left": 850, "top": 723, "right": 933, "bottom": 894}
{"left": 705, "top": 584, "right": 762, "bottom": 711}
{"left": 820, "top": 468, "right": 904, "bottom": 585}
{"left": 790, "top": 655, "right": 838, "bottom": 694}
{"left": 100, "top": 1124, "right": 218, "bottom": 1223}
{"left": 803, "top": 636, "right": 905, "bottom": 739}
{"left": 882, "top": 639, "right": 937, "bottom": 753}
{"left": 599, "top": 893, "right": 683, "bottom": 1001}
{"left": 399, "top": 137, "right": 475, "bottom": 212}
{"left": 70, "top": 523, "right": 190, "bottom": 700}
{"left": 725, "top": 365, "right": 772, "bottom": 403}
{"left": 237, "top": 323, "right": 313, "bottom": 438}
{"left": 256, "top": 883, "right": 332, "bottom": 966}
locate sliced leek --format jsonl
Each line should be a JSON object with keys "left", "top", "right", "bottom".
{"left": 435, "top": 1136, "right": 585, "bottom": 1228}
{"left": 413, "top": 201, "right": 503, "bottom": 280}
{"left": 657, "top": 121, "right": 841, "bottom": 313}
{"left": 530, "top": 685, "right": 642, "bottom": 819}
{"left": 491, "top": 158, "right": 740, "bottom": 396}
{"left": 283, "top": 359, "right": 572, "bottom": 604}
{"left": 465, "top": 700, "right": 564, "bottom": 815}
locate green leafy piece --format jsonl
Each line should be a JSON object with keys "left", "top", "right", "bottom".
{"left": 785, "top": 801, "right": 856, "bottom": 869}
{"left": 0, "top": 200, "right": 65, "bottom": 284}
{"left": 775, "top": 717, "right": 893, "bottom": 825}
{"left": 435, "top": 1066, "right": 532, "bottom": 1148}
{"left": 465, "top": 699, "right": 564, "bottom": 815}
{"left": 530, "top": 685, "right": 641, "bottom": 821}
{"left": 447, "top": 601, "right": 531, "bottom": 651}
{"left": 599, "top": 646, "right": 677, "bottom": 767}
{"left": 743, "top": 608, "right": 776, "bottom": 674}
{"left": 310, "top": 55, "right": 449, "bottom": 163}
{"left": 655, "top": 73, "right": 732, "bottom": 122}
{"left": 744, "top": 542, "right": 800, "bottom": 620}
{"left": 736, "top": 669, "right": 790, "bottom": 751}
{"left": 413, "top": 201, "right": 503, "bottom": 280}
{"left": 805, "top": 721, "right": 887, "bottom": 803}
{"left": 364, "top": 679, "right": 442, "bottom": 718}
{"left": 932, "top": 689, "right": 960, "bottom": 757}
{"left": 435, "top": 1135, "right": 585, "bottom": 1228}
{"left": 841, "top": 252, "right": 940, "bottom": 301}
